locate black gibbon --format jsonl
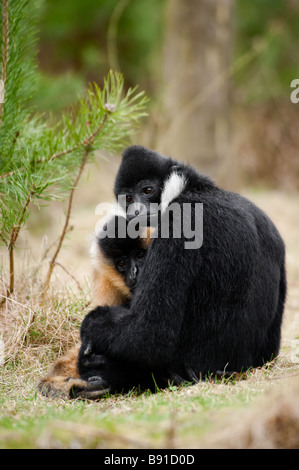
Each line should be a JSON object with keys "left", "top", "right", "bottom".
{"left": 76, "top": 145, "right": 286, "bottom": 396}
{"left": 38, "top": 215, "right": 150, "bottom": 398}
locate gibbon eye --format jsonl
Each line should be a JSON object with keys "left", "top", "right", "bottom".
{"left": 126, "top": 195, "right": 133, "bottom": 203}
{"left": 143, "top": 187, "right": 153, "bottom": 195}
{"left": 136, "top": 250, "right": 146, "bottom": 259}
{"left": 117, "top": 260, "right": 126, "bottom": 268}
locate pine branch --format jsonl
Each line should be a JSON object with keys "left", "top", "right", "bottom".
{"left": 0, "top": 169, "right": 14, "bottom": 180}
{"left": 0, "top": 4, "right": 148, "bottom": 306}
{"left": 0, "top": 0, "right": 9, "bottom": 125}
{"left": 0, "top": 72, "right": 147, "bottom": 253}
{"left": 40, "top": 111, "right": 109, "bottom": 164}
{"left": 0, "top": 0, "right": 9, "bottom": 84}
{"left": 0, "top": 102, "right": 110, "bottom": 180}
{"left": 0, "top": 0, "right": 39, "bottom": 167}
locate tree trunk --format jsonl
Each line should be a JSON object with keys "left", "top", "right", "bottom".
{"left": 159, "top": 0, "right": 234, "bottom": 180}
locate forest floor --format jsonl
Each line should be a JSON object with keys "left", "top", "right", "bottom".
{"left": 0, "top": 158, "right": 299, "bottom": 449}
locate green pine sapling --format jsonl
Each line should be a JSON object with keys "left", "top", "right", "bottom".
{"left": 0, "top": 0, "right": 148, "bottom": 303}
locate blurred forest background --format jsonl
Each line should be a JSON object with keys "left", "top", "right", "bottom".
{"left": 34, "top": 0, "right": 299, "bottom": 189}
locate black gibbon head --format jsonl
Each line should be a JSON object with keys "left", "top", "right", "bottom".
{"left": 114, "top": 145, "right": 181, "bottom": 221}
{"left": 98, "top": 215, "right": 148, "bottom": 292}
{"left": 114, "top": 146, "right": 215, "bottom": 223}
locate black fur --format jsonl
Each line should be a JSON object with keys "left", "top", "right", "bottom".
{"left": 77, "top": 320, "right": 171, "bottom": 395}
{"left": 76, "top": 214, "right": 152, "bottom": 396}
{"left": 114, "top": 145, "right": 174, "bottom": 192}
{"left": 77, "top": 145, "right": 286, "bottom": 395}
{"left": 99, "top": 215, "right": 147, "bottom": 291}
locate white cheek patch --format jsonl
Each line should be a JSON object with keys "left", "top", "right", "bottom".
{"left": 160, "top": 172, "right": 186, "bottom": 213}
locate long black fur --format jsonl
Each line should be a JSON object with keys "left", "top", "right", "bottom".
{"left": 77, "top": 145, "right": 286, "bottom": 396}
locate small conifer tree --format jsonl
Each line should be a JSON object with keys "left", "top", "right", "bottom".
{"left": 0, "top": 0, "right": 148, "bottom": 302}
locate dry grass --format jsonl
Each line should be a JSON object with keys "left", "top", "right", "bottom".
{"left": 0, "top": 161, "right": 299, "bottom": 448}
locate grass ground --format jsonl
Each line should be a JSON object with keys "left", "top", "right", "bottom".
{"left": 0, "top": 161, "right": 298, "bottom": 449}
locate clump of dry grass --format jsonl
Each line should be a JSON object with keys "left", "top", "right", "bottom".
{"left": 0, "top": 272, "right": 90, "bottom": 379}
